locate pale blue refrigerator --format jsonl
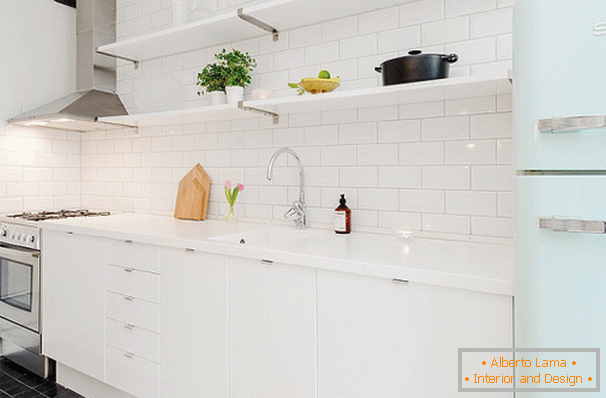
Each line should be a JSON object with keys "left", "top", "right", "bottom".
{"left": 514, "top": 0, "right": 605, "bottom": 395}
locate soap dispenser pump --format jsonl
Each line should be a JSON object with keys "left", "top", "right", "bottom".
{"left": 334, "top": 194, "right": 351, "bottom": 234}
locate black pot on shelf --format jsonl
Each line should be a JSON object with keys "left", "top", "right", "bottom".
{"left": 375, "top": 50, "right": 459, "bottom": 86}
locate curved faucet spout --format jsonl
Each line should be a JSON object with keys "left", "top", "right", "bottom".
{"left": 266, "top": 147, "right": 307, "bottom": 228}
{"left": 266, "top": 147, "right": 305, "bottom": 205}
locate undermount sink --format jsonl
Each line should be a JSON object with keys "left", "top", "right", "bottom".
{"left": 209, "top": 226, "right": 324, "bottom": 247}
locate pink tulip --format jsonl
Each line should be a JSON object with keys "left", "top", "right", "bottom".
{"left": 237, "top": 183, "right": 245, "bottom": 192}
{"left": 225, "top": 180, "right": 232, "bottom": 188}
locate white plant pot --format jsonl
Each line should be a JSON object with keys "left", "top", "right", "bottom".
{"left": 226, "top": 86, "right": 244, "bottom": 104}
{"left": 210, "top": 91, "right": 227, "bottom": 106}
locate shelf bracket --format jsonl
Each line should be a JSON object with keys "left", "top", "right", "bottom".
{"left": 96, "top": 48, "right": 140, "bottom": 69}
{"left": 238, "top": 101, "right": 279, "bottom": 124}
{"left": 237, "top": 8, "right": 279, "bottom": 41}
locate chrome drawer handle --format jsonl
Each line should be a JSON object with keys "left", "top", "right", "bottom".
{"left": 539, "top": 115, "right": 606, "bottom": 133}
{"left": 124, "top": 323, "right": 135, "bottom": 330}
{"left": 124, "top": 352, "right": 135, "bottom": 359}
{"left": 392, "top": 278, "right": 409, "bottom": 284}
{"left": 261, "top": 259, "right": 273, "bottom": 265}
{"left": 123, "top": 267, "right": 134, "bottom": 273}
{"left": 124, "top": 295, "right": 134, "bottom": 301}
{"left": 185, "top": 248, "right": 195, "bottom": 253}
{"left": 124, "top": 240, "right": 133, "bottom": 244}
{"left": 539, "top": 217, "right": 606, "bottom": 234}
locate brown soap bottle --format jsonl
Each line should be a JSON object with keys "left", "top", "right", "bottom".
{"left": 334, "top": 194, "right": 351, "bottom": 234}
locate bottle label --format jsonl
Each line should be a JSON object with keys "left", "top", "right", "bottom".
{"left": 334, "top": 211, "right": 347, "bottom": 232}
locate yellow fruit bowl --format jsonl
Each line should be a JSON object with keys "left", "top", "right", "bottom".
{"left": 298, "top": 78, "right": 341, "bottom": 94}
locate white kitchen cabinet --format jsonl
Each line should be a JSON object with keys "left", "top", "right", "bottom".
{"left": 229, "top": 257, "right": 316, "bottom": 398}
{"left": 317, "top": 269, "right": 512, "bottom": 398}
{"left": 42, "top": 230, "right": 106, "bottom": 382}
{"left": 160, "top": 248, "right": 228, "bottom": 398}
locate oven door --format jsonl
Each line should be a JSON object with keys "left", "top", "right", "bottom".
{"left": 0, "top": 244, "right": 40, "bottom": 333}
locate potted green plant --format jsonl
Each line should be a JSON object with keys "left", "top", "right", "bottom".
{"left": 214, "top": 48, "right": 257, "bottom": 103}
{"left": 196, "top": 63, "right": 228, "bottom": 106}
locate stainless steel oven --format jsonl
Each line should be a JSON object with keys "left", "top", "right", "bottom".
{"left": 0, "top": 240, "right": 50, "bottom": 378}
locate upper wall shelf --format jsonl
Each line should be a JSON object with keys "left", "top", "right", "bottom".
{"left": 97, "top": 0, "right": 415, "bottom": 63}
{"left": 99, "top": 70, "right": 512, "bottom": 128}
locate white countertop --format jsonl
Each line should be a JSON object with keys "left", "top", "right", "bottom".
{"left": 40, "top": 214, "right": 514, "bottom": 296}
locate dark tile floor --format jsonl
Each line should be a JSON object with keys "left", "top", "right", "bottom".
{"left": 0, "top": 358, "right": 84, "bottom": 398}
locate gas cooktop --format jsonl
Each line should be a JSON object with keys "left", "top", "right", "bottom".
{"left": 6, "top": 209, "right": 110, "bottom": 222}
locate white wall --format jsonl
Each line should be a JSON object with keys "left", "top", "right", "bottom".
{"left": 0, "top": 0, "right": 81, "bottom": 213}
{"left": 88, "top": 0, "right": 514, "bottom": 240}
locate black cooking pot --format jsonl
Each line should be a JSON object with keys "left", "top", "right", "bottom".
{"left": 375, "top": 50, "right": 459, "bottom": 86}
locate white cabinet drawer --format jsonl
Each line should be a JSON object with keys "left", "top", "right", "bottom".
{"left": 109, "top": 240, "right": 159, "bottom": 274}
{"left": 106, "top": 292, "right": 160, "bottom": 333}
{"left": 106, "top": 265, "right": 160, "bottom": 304}
{"left": 106, "top": 319, "right": 160, "bottom": 363}
{"left": 106, "top": 345, "right": 159, "bottom": 398}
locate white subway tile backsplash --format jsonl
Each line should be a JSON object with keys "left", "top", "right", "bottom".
{"left": 423, "top": 213, "right": 470, "bottom": 234}
{"left": 339, "top": 122, "right": 377, "bottom": 144}
{"left": 305, "top": 41, "right": 339, "bottom": 65}
{"left": 399, "top": 142, "right": 443, "bottom": 165}
{"left": 400, "top": 0, "right": 444, "bottom": 26}
{"left": 422, "top": 165, "right": 470, "bottom": 189}
{"left": 445, "top": 96, "right": 496, "bottom": 116}
{"left": 399, "top": 101, "right": 444, "bottom": 119}
{"left": 445, "top": 37, "right": 496, "bottom": 65}
{"left": 378, "top": 119, "right": 421, "bottom": 143}
{"left": 400, "top": 189, "right": 444, "bottom": 213}
{"left": 471, "top": 216, "right": 513, "bottom": 237}
{"left": 359, "top": 188, "right": 399, "bottom": 211}
{"left": 289, "top": 24, "right": 322, "bottom": 49}
{"left": 378, "top": 211, "right": 420, "bottom": 230}
{"left": 445, "top": 140, "right": 495, "bottom": 164}
{"left": 471, "top": 113, "right": 512, "bottom": 139}
{"left": 378, "top": 166, "right": 421, "bottom": 189}
{"left": 422, "top": 16, "right": 469, "bottom": 46}
{"left": 340, "top": 167, "right": 377, "bottom": 188}
{"left": 359, "top": 106, "right": 398, "bottom": 123}
{"left": 378, "top": 26, "right": 421, "bottom": 54}
{"left": 497, "top": 139, "right": 512, "bottom": 165}
{"left": 445, "top": 0, "right": 496, "bottom": 18}
{"left": 446, "top": 190, "right": 496, "bottom": 216}
{"left": 471, "top": 7, "right": 512, "bottom": 38}
{"left": 340, "top": 34, "right": 377, "bottom": 61}
{"left": 359, "top": 6, "right": 399, "bottom": 35}
{"left": 421, "top": 116, "right": 469, "bottom": 141}
{"left": 53, "top": 0, "right": 514, "bottom": 238}
{"left": 321, "top": 145, "right": 357, "bottom": 166}
{"left": 471, "top": 165, "right": 513, "bottom": 191}
{"left": 322, "top": 16, "right": 358, "bottom": 42}
{"left": 305, "top": 125, "right": 339, "bottom": 146}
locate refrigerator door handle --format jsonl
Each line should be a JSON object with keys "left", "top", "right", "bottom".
{"left": 539, "top": 217, "right": 606, "bottom": 234}
{"left": 538, "top": 115, "right": 606, "bottom": 133}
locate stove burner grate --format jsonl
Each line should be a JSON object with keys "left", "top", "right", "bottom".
{"left": 7, "top": 209, "right": 110, "bottom": 222}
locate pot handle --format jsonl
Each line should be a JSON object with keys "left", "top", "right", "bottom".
{"left": 408, "top": 50, "right": 422, "bottom": 55}
{"left": 374, "top": 66, "right": 382, "bottom": 73}
{"left": 445, "top": 53, "right": 459, "bottom": 63}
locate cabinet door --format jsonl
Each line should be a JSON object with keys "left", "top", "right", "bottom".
{"left": 42, "top": 230, "right": 106, "bottom": 381}
{"left": 229, "top": 258, "right": 316, "bottom": 398}
{"left": 317, "top": 269, "right": 512, "bottom": 398}
{"left": 160, "top": 249, "right": 228, "bottom": 398}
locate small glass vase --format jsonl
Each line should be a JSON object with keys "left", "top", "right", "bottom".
{"left": 224, "top": 205, "right": 237, "bottom": 223}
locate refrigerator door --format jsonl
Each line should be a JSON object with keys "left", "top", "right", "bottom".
{"left": 514, "top": 0, "right": 606, "bottom": 170}
{"left": 516, "top": 176, "right": 606, "bottom": 353}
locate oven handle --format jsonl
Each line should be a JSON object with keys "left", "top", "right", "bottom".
{"left": 0, "top": 245, "right": 40, "bottom": 266}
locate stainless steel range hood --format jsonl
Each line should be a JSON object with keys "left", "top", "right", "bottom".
{"left": 8, "top": 0, "right": 131, "bottom": 132}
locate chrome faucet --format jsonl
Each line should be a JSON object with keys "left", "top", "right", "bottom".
{"left": 266, "top": 147, "right": 307, "bottom": 229}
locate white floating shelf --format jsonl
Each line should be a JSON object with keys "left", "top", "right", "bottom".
{"left": 247, "top": 70, "right": 512, "bottom": 115}
{"left": 97, "top": 0, "right": 414, "bottom": 62}
{"left": 99, "top": 71, "right": 512, "bottom": 128}
{"left": 99, "top": 102, "right": 259, "bottom": 127}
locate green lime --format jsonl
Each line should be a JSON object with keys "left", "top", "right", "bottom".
{"left": 318, "top": 70, "right": 331, "bottom": 79}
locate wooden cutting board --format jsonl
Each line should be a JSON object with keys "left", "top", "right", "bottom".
{"left": 174, "top": 164, "right": 211, "bottom": 220}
